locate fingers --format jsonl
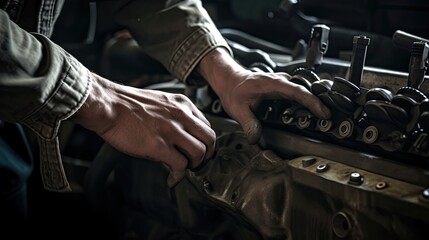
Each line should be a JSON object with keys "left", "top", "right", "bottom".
{"left": 261, "top": 73, "right": 331, "bottom": 119}
{"left": 285, "top": 84, "right": 331, "bottom": 119}
{"left": 234, "top": 110, "right": 262, "bottom": 145}
{"left": 162, "top": 148, "right": 188, "bottom": 188}
{"left": 163, "top": 121, "right": 214, "bottom": 187}
{"left": 222, "top": 71, "right": 331, "bottom": 145}
{"left": 172, "top": 93, "right": 212, "bottom": 127}
{"left": 277, "top": 71, "right": 292, "bottom": 79}
{"left": 157, "top": 93, "right": 215, "bottom": 186}
{"left": 174, "top": 120, "right": 215, "bottom": 168}
{"left": 170, "top": 97, "right": 216, "bottom": 162}
{"left": 191, "top": 106, "right": 211, "bottom": 127}
{"left": 158, "top": 135, "right": 204, "bottom": 188}
{"left": 186, "top": 116, "right": 216, "bottom": 161}
{"left": 160, "top": 104, "right": 215, "bottom": 182}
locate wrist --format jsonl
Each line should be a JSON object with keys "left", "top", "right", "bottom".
{"left": 71, "top": 73, "right": 115, "bottom": 134}
{"left": 197, "top": 47, "right": 249, "bottom": 97}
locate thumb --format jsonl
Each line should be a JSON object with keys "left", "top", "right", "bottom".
{"left": 235, "top": 110, "right": 262, "bottom": 145}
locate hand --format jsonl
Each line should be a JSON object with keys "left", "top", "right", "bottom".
{"left": 198, "top": 48, "right": 331, "bottom": 144}
{"left": 72, "top": 73, "right": 216, "bottom": 187}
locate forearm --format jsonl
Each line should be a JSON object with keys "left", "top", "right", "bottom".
{"left": 197, "top": 47, "right": 250, "bottom": 98}
{"left": 71, "top": 73, "right": 116, "bottom": 136}
{"left": 0, "top": 9, "right": 91, "bottom": 131}
{"left": 0, "top": 9, "right": 92, "bottom": 192}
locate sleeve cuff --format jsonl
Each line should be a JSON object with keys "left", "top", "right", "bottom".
{"left": 169, "top": 25, "right": 233, "bottom": 85}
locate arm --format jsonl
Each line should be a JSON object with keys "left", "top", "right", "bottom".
{"left": 0, "top": 9, "right": 91, "bottom": 191}
{"left": 0, "top": 9, "right": 215, "bottom": 190}
{"left": 72, "top": 73, "right": 215, "bottom": 187}
{"left": 114, "top": 0, "right": 330, "bottom": 144}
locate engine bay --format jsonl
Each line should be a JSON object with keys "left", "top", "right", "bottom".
{"left": 146, "top": 1, "right": 429, "bottom": 238}
{"left": 180, "top": 20, "right": 429, "bottom": 239}
{"left": 26, "top": 1, "right": 429, "bottom": 239}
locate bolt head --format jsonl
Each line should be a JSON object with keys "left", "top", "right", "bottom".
{"left": 375, "top": 182, "right": 387, "bottom": 190}
{"left": 422, "top": 188, "right": 429, "bottom": 199}
{"left": 316, "top": 163, "right": 328, "bottom": 173}
{"left": 349, "top": 172, "right": 363, "bottom": 185}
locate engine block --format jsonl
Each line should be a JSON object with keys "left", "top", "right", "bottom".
{"left": 183, "top": 24, "right": 429, "bottom": 240}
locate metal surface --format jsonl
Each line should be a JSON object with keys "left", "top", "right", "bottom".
{"left": 348, "top": 35, "right": 370, "bottom": 87}
{"left": 179, "top": 24, "right": 429, "bottom": 239}
{"left": 260, "top": 126, "right": 429, "bottom": 186}
{"left": 79, "top": 5, "right": 429, "bottom": 238}
{"left": 183, "top": 128, "right": 429, "bottom": 240}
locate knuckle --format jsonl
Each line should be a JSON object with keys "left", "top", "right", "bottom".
{"left": 199, "top": 141, "right": 207, "bottom": 155}
{"left": 150, "top": 137, "right": 165, "bottom": 151}
{"left": 193, "top": 143, "right": 206, "bottom": 166}
{"left": 172, "top": 93, "right": 190, "bottom": 103}
{"left": 291, "top": 84, "right": 310, "bottom": 97}
{"left": 170, "top": 107, "right": 187, "bottom": 119}
{"left": 278, "top": 72, "right": 291, "bottom": 79}
{"left": 208, "top": 129, "right": 216, "bottom": 145}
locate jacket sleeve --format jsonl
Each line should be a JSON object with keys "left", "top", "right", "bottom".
{"left": 114, "top": 0, "right": 232, "bottom": 84}
{"left": 0, "top": 9, "right": 92, "bottom": 192}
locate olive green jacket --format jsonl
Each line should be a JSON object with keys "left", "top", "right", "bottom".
{"left": 0, "top": 0, "right": 230, "bottom": 192}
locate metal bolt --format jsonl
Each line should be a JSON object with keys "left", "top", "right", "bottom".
{"left": 211, "top": 99, "right": 223, "bottom": 113}
{"left": 349, "top": 172, "right": 363, "bottom": 185}
{"left": 316, "top": 163, "right": 328, "bottom": 173}
{"left": 375, "top": 181, "right": 387, "bottom": 190}
{"left": 297, "top": 115, "right": 311, "bottom": 129}
{"left": 317, "top": 119, "right": 332, "bottom": 132}
{"left": 282, "top": 109, "right": 294, "bottom": 124}
{"left": 338, "top": 120, "right": 353, "bottom": 138}
{"left": 302, "top": 157, "right": 317, "bottom": 167}
{"left": 363, "top": 126, "right": 378, "bottom": 144}
{"left": 422, "top": 188, "right": 429, "bottom": 199}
